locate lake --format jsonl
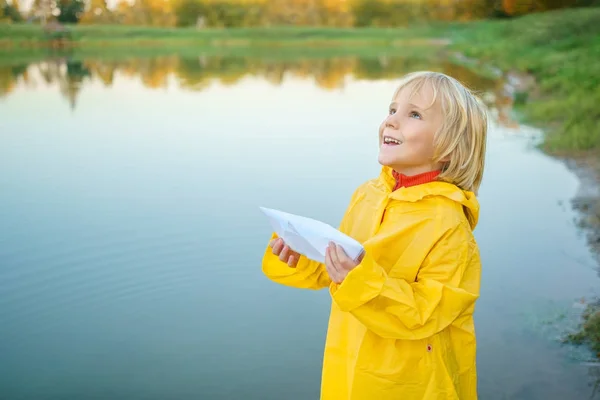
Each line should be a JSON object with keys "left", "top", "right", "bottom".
{"left": 1, "top": 53, "right": 599, "bottom": 399}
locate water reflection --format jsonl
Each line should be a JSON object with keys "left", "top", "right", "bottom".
{"left": 0, "top": 54, "right": 518, "bottom": 127}
{"left": 1, "top": 51, "right": 599, "bottom": 399}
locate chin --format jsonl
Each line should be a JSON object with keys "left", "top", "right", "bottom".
{"left": 377, "top": 154, "right": 394, "bottom": 167}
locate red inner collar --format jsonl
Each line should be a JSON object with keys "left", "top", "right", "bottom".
{"left": 392, "top": 170, "right": 440, "bottom": 191}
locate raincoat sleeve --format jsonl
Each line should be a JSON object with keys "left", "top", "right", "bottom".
{"left": 261, "top": 232, "right": 332, "bottom": 290}
{"left": 261, "top": 188, "right": 362, "bottom": 290}
{"left": 329, "top": 222, "right": 480, "bottom": 340}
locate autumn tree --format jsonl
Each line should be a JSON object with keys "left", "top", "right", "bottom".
{"left": 500, "top": 0, "right": 582, "bottom": 16}
{"left": 350, "top": 0, "right": 392, "bottom": 27}
{"left": 79, "top": 0, "right": 110, "bottom": 24}
{"left": 111, "top": 0, "right": 133, "bottom": 24}
{"left": 264, "top": 0, "right": 323, "bottom": 25}
{"left": 175, "top": 0, "right": 265, "bottom": 28}
{"left": 174, "top": 0, "right": 204, "bottom": 26}
{"left": 121, "top": 0, "right": 176, "bottom": 26}
{"left": 1, "top": 0, "right": 23, "bottom": 22}
{"left": 318, "top": 0, "right": 353, "bottom": 26}
{"left": 29, "top": 0, "right": 53, "bottom": 24}
{"left": 350, "top": 0, "right": 424, "bottom": 27}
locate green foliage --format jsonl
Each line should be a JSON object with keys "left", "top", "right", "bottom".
{"left": 351, "top": 0, "right": 395, "bottom": 27}
{"left": 174, "top": 0, "right": 205, "bottom": 27}
{"left": 1, "top": 0, "right": 22, "bottom": 22}
{"left": 350, "top": 0, "right": 440, "bottom": 27}
{"left": 565, "top": 301, "right": 600, "bottom": 357}
{"left": 513, "top": 91, "right": 528, "bottom": 106}
{"left": 174, "top": 0, "right": 266, "bottom": 28}
{"left": 349, "top": 0, "right": 498, "bottom": 27}
{"left": 57, "top": 0, "right": 85, "bottom": 23}
{"left": 0, "top": 23, "right": 446, "bottom": 43}
{"left": 5, "top": 0, "right": 597, "bottom": 29}
{"left": 451, "top": 7, "right": 600, "bottom": 151}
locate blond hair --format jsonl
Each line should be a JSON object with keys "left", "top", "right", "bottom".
{"left": 392, "top": 71, "right": 488, "bottom": 194}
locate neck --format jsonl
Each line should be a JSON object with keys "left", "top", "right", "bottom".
{"left": 392, "top": 169, "right": 440, "bottom": 190}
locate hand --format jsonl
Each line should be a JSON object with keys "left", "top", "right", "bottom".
{"left": 325, "top": 241, "right": 362, "bottom": 284}
{"left": 269, "top": 237, "right": 300, "bottom": 267}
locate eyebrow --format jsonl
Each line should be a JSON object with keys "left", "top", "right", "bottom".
{"left": 389, "top": 102, "right": 428, "bottom": 113}
{"left": 409, "top": 103, "right": 427, "bottom": 112}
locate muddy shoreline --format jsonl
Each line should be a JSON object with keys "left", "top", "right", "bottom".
{"left": 492, "top": 66, "right": 600, "bottom": 357}
{"left": 565, "top": 154, "right": 600, "bottom": 266}
{"left": 501, "top": 69, "right": 600, "bottom": 269}
{"left": 537, "top": 118, "right": 600, "bottom": 358}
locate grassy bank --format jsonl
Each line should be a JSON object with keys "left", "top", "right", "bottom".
{"left": 449, "top": 8, "right": 600, "bottom": 153}
{"left": 0, "top": 40, "right": 444, "bottom": 66}
{"left": 0, "top": 23, "right": 453, "bottom": 47}
{"left": 448, "top": 8, "right": 600, "bottom": 362}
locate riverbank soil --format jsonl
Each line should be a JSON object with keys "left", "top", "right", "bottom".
{"left": 569, "top": 155, "right": 600, "bottom": 261}
{"left": 563, "top": 154, "right": 600, "bottom": 355}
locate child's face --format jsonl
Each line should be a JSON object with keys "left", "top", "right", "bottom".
{"left": 378, "top": 82, "right": 444, "bottom": 176}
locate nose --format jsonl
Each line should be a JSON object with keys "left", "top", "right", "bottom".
{"left": 384, "top": 113, "right": 398, "bottom": 129}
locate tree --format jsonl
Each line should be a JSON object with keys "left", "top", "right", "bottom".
{"left": 57, "top": 0, "right": 85, "bottom": 23}
{"left": 500, "top": 0, "right": 581, "bottom": 16}
{"left": 112, "top": 0, "right": 132, "bottom": 24}
{"left": 29, "top": 0, "right": 53, "bottom": 25}
{"left": 2, "top": 0, "right": 23, "bottom": 22}
{"left": 79, "top": 0, "right": 110, "bottom": 24}
{"left": 174, "top": 0, "right": 204, "bottom": 26}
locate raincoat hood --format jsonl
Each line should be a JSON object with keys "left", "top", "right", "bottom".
{"left": 379, "top": 166, "right": 480, "bottom": 230}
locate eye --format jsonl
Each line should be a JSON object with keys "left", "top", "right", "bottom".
{"left": 409, "top": 111, "right": 422, "bottom": 119}
{"left": 389, "top": 108, "right": 396, "bottom": 115}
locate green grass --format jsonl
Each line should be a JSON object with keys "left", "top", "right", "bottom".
{"left": 0, "top": 7, "right": 599, "bottom": 152}
{"left": 448, "top": 8, "right": 600, "bottom": 153}
{"left": 0, "top": 22, "right": 453, "bottom": 67}
{"left": 0, "top": 22, "right": 451, "bottom": 44}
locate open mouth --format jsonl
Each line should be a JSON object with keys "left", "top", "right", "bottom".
{"left": 383, "top": 136, "right": 402, "bottom": 146}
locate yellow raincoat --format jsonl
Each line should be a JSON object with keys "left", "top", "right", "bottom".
{"left": 262, "top": 166, "right": 481, "bottom": 400}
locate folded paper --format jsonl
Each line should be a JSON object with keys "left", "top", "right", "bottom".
{"left": 260, "top": 206, "right": 365, "bottom": 264}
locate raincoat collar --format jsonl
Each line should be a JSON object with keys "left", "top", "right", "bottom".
{"left": 392, "top": 169, "right": 441, "bottom": 191}
{"left": 378, "top": 166, "right": 480, "bottom": 229}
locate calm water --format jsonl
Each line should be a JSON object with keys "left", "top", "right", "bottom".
{"left": 1, "top": 54, "right": 600, "bottom": 399}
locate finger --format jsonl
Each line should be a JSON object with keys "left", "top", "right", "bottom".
{"left": 335, "top": 244, "right": 348, "bottom": 259}
{"left": 325, "top": 246, "right": 335, "bottom": 280}
{"left": 326, "top": 245, "right": 341, "bottom": 283}
{"left": 328, "top": 242, "right": 341, "bottom": 268}
{"left": 279, "top": 245, "right": 290, "bottom": 262}
{"left": 287, "top": 254, "right": 297, "bottom": 267}
{"left": 335, "top": 244, "right": 352, "bottom": 268}
{"left": 272, "top": 238, "right": 283, "bottom": 255}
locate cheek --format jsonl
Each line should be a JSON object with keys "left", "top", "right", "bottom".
{"left": 408, "top": 127, "right": 433, "bottom": 146}
{"left": 415, "top": 136, "right": 436, "bottom": 158}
